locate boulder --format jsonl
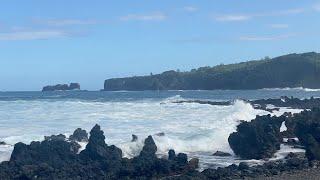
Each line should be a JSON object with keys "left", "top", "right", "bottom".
{"left": 10, "top": 136, "right": 80, "bottom": 167}
{"left": 69, "top": 128, "right": 88, "bottom": 142}
{"left": 131, "top": 134, "right": 138, "bottom": 142}
{"left": 212, "top": 151, "right": 232, "bottom": 157}
{"left": 293, "top": 108, "right": 320, "bottom": 160}
{"left": 80, "top": 124, "right": 122, "bottom": 163}
{"left": 228, "top": 114, "right": 284, "bottom": 159}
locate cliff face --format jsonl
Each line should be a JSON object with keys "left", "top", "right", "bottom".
{"left": 42, "top": 83, "right": 80, "bottom": 92}
{"left": 104, "top": 52, "right": 320, "bottom": 91}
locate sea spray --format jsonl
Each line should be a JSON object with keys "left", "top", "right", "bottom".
{"left": 0, "top": 95, "right": 306, "bottom": 168}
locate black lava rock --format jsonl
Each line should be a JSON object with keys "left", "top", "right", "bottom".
{"left": 212, "top": 151, "right": 232, "bottom": 157}
{"left": 228, "top": 114, "right": 284, "bottom": 159}
{"left": 69, "top": 128, "right": 88, "bottom": 142}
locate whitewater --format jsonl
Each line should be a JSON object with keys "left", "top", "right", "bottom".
{"left": 0, "top": 89, "right": 317, "bottom": 169}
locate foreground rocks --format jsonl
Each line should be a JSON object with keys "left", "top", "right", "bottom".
{"left": 165, "top": 152, "right": 312, "bottom": 180}
{"left": 0, "top": 125, "right": 199, "bottom": 180}
{"left": 292, "top": 108, "right": 320, "bottom": 161}
{"left": 228, "top": 114, "right": 284, "bottom": 159}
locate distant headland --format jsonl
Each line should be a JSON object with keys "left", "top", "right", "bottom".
{"left": 104, "top": 52, "right": 320, "bottom": 91}
{"left": 42, "top": 83, "right": 80, "bottom": 92}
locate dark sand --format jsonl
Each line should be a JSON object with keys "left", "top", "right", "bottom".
{"left": 248, "top": 167, "right": 320, "bottom": 180}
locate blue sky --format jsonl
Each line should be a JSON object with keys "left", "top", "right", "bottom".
{"left": 1, "top": 0, "right": 320, "bottom": 91}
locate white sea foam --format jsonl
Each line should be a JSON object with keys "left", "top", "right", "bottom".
{"left": 0, "top": 98, "right": 304, "bottom": 168}
{"left": 262, "top": 87, "right": 320, "bottom": 92}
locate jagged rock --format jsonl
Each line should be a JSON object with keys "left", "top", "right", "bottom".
{"left": 168, "top": 149, "right": 176, "bottom": 160}
{"left": 212, "top": 151, "right": 232, "bottom": 157}
{"left": 293, "top": 108, "right": 320, "bottom": 161}
{"left": 131, "top": 134, "right": 138, "bottom": 142}
{"left": 44, "top": 134, "right": 66, "bottom": 141}
{"left": 10, "top": 136, "right": 79, "bottom": 167}
{"left": 69, "top": 128, "right": 88, "bottom": 142}
{"left": 228, "top": 114, "right": 284, "bottom": 159}
{"left": 80, "top": 124, "right": 122, "bottom": 164}
{"left": 139, "top": 135, "right": 157, "bottom": 158}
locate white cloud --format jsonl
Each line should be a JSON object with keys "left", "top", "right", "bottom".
{"left": 239, "top": 34, "right": 296, "bottom": 41}
{"left": 36, "top": 19, "right": 98, "bottom": 26}
{"left": 270, "top": 24, "right": 289, "bottom": 29}
{"left": 120, "top": 12, "right": 167, "bottom": 21}
{"left": 183, "top": 6, "right": 198, "bottom": 12}
{"left": 214, "top": 8, "right": 305, "bottom": 22}
{"left": 43, "top": 19, "right": 97, "bottom": 26}
{"left": 314, "top": 3, "right": 320, "bottom": 11}
{"left": 0, "top": 30, "right": 70, "bottom": 41}
{"left": 215, "top": 15, "right": 251, "bottom": 22}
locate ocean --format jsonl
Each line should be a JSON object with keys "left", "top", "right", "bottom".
{"left": 0, "top": 88, "right": 318, "bottom": 169}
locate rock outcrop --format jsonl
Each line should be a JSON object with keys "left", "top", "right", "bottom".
{"left": 42, "top": 83, "right": 80, "bottom": 92}
{"left": 293, "top": 108, "right": 320, "bottom": 161}
{"left": 212, "top": 151, "right": 232, "bottom": 157}
{"left": 228, "top": 114, "right": 285, "bottom": 159}
{"left": 69, "top": 128, "right": 88, "bottom": 142}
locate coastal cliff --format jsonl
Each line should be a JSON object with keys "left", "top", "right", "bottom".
{"left": 42, "top": 83, "right": 80, "bottom": 92}
{"left": 104, "top": 52, "right": 320, "bottom": 91}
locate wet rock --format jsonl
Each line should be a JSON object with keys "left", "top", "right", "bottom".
{"left": 44, "top": 134, "right": 66, "bottom": 141}
{"left": 212, "top": 151, "right": 232, "bottom": 157}
{"left": 168, "top": 149, "right": 176, "bottom": 160}
{"left": 0, "top": 125, "right": 200, "bottom": 179}
{"left": 10, "top": 136, "right": 79, "bottom": 167}
{"left": 139, "top": 135, "right": 157, "bottom": 158}
{"left": 80, "top": 124, "right": 122, "bottom": 163}
{"left": 238, "top": 162, "right": 249, "bottom": 170}
{"left": 293, "top": 108, "right": 320, "bottom": 161}
{"left": 155, "top": 132, "right": 165, "bottom": 136}
{"left": 131, "top": 134, "right": 138, "bottom": 142}
{"left": 0, "top": 141, "right": 6, "bottom": 145}
{"left": 69, "top": 128, "right": 88, "bottom": 142}
{"left": 228, "top": 114, "right": 284, "bottom": 159}
{"left": 188, "top": 158, "right": 199, "bottom": 169}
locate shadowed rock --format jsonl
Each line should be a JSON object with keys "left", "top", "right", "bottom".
{"left": 228, "top": 114, "right": 284, "bottom": 159}
{"left": 69, "top": 128, "right": 88, "bottom": 142}
{"left": 212, "top": 151, "right": 232, "bottom": 157}
{"left": 131, "top": 134, "right": 138, "bottom": 142}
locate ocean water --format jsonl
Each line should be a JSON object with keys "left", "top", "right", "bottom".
{"left": 0, "top": 89, "right": 318, "bottom": 169}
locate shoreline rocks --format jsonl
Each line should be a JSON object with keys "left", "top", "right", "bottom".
{"left": 228, "top": 114, "right": 284, "bottom": 159}
{"left": 0, "top": 125, "right": 199, "bottom": 179}
{"left": 212, "top": 151, "right": 232, "bottom": 157}
{"left": 69, "top": 128, "right": 88, "bottom": 142}
{"left": 172, "top": 96, "right": 320, "bottom": 112}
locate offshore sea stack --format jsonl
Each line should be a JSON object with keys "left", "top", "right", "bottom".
{"left": 42, "top": 83, "right": 80, "bottom": 92}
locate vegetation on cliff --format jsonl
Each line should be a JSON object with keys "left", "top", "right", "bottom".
{"left": 104, "top": 52, "right": 320, "bottom": 91}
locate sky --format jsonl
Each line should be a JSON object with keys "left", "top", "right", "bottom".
{"left": 1, "top": 0, "right": 320, "bottom": 91}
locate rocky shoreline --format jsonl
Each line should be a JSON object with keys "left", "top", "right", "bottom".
{"left": 172, "top": 96, "right": 320, "bottom": 112}
{"left": 2, "top": 98, "right": 320, "bottom": 179}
